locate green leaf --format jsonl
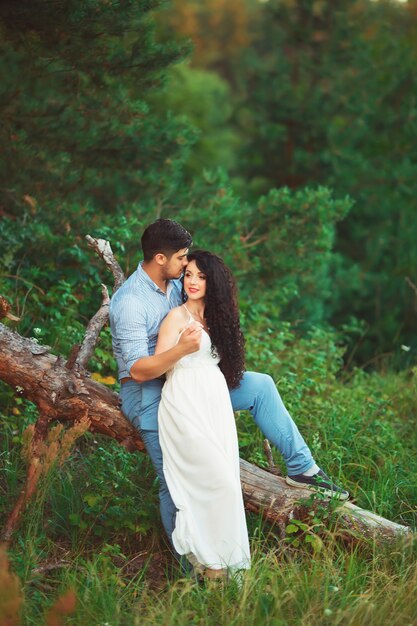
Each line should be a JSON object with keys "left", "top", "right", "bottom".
{"left": 83, "top": 494, "right": 101, "bottom": 507}
{"left": 285, "top": 524, "right": 299, "bottom": 534}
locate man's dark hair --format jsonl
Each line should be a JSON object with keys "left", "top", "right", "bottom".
{"left": 141, "top": 219, "right": 192, "bottom": 262}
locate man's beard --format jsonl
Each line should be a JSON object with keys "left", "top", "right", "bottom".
{"left": 162, "top": 266, "right": 182, "bottom": 281}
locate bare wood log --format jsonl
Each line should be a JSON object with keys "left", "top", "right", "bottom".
{"left": 239, "top": 460, "right": 410, "bottom": 541}
{"left": 0, "top": 320, "right": 145, "bottom": 541}
{"left": 0, "top": 296, "right": 20, "bottom": 322}
{"left": 74, "top": 283, "right": 110, "bottom": 370}
{"left": 0, "top": 321, "right": 410, "bottom": 542}
{"left": 1, "top": 236, "right": 128, "bottom": 541}
{"left": 0, "top": 324, "right": 144, "bottom": 453}
{"left": 85, "top": 235, "right": 125, "bottom": 291}
{"left": 74, "top": 235, "right": 125, "bottom": 370}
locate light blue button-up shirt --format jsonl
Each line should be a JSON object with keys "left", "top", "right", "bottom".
{"left": 109, "top": 262, "right": 183, "bottom": 380}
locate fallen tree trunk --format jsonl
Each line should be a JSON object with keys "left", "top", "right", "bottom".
{"left": 0, "top": 236, "right": 411, "bottom": 543}
{"left": 239, "top": 459, "right": 409, "bottom": 542}
{"left": 0, "top": 323, "right": 410, "bottom": 543}
{"left": 0, "top": 324, "right": 144, "bottom": 452}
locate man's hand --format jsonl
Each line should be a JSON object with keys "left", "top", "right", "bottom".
{"left": 178, "top": 321, "right": 202, "bottom": 354}
{"left": 130, "top": 317, "right": 203, "bottom": 383}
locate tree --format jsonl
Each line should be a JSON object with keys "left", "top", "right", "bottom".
{"left": 0, "top": 0, "right": 195, "bottom": 348}
{"left": 151, "top": 63, "right": 241, "bottom": 177}
{"left": 230, "top": 0, "right": 417, "bottom": 360}
{"left": 158, "top": 0, "right": 253, "bottom": 78}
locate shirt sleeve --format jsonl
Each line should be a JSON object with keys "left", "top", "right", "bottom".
{"left": 110, "top": 294, "right": 149, "bottom": 374}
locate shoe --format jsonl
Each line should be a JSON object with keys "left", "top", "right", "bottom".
{"left": 286, "top": 469, "right": 349, "bottom": 500}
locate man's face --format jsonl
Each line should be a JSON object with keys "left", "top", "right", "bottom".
{"left": 162, "top": 248, "right": 189, "bottom": 279}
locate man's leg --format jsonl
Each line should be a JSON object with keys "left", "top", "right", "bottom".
{"left": 139, "top": 429, "right": 178, "bottom": 540}
{"left": 120, "top": 382, "right": 204, "bottom": 573}
{"left": 119, "top": 381, "right": 177, "bottom": 543}
{"left": 229, "top": 372, "right": 349, "bottom": 498}
{"left": 229, "top": 371, "right": 314, "bottom": 475}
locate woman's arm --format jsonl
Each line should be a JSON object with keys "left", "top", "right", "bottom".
{"left": 155, "top": 308, "right": 186, "bottom": 354}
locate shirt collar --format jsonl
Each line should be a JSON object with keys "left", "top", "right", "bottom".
{"left": 137, "top": 261, "right": 173, "bottom": 295}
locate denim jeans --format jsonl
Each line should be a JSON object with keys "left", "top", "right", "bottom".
{"left": 120, "top": 371, "right": 315, "bottom": 547}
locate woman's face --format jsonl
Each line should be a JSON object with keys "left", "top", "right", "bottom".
{"left": 183, "top": 260, "right": 207, "bottom": 301}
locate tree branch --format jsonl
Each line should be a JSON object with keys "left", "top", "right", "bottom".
{"left": 73, "top": 235, "right": 125, "bottom": 370}
{"left": 85, "top": 235, "right": 125, "bottom": 291}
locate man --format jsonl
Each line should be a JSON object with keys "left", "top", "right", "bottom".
{"left": 109, "top": 219, "right": 348, "bottom": 547}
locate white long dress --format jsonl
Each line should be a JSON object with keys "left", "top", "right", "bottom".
{"left": 158, "top": 313, "right": 251, "bottom": 572}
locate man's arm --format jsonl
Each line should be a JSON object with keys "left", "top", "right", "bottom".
{"left": 129, "top": 309, "right": 202, "bottom": 383}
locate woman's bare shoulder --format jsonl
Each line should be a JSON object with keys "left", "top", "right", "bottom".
{"left": 162, "top": 305, "right": 188, "bottom": 327}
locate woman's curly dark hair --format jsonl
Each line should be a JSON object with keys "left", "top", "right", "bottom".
{"left": 182, "top": 250, "right": 245, "bottom": 389}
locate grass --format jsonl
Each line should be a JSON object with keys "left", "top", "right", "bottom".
{"left": 1, "top": 335, "right": 416, "bottom": 625}
{"left": 3, "top": 533, "right": 417, "bottom": 625}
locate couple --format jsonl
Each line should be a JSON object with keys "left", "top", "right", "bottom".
{"left": 109, "top": 219, "right": 348, "bottom": 579}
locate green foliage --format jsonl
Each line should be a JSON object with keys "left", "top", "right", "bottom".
{"left": 327, "top": 12, "right": 417, "bottom": 359}
{"left": 174, "top": 178, "right": 352, "bottom": 327}
{"left": 2, "top": 317, "right": 417, "bottom": 623}
{"left": 239, "top": 309, "right": 417, "bottom": 525}
{"left": 0, "top": 0, "right": 191, "bottom": 210}
{"left": 1, "top": 1, "right": 417, "bottom": 621}
{"left": 152, "top": 63, "right": 241, "bottom": 176}
{"left": 5, "top": 534, "right": 417, "bottom": 625}
{"left": 0, "top": 0, "right": 195, "bottom": 351}
{"left": 241, "top": 186, "right": 351, "bottom": 324}
{"left": 0, "top": 387, "right": 158, "bottom": 546}
{"left": 0, "top": 388, "right": 39, "bottom": 521}
{"left": 285, "top": 489, "right": 346, "bottom": 553}
{"left": 48, "top": 439, "right": 159, "bottom": 544}
{"left": 285, "top": 517, "right": 324, "bottom": 553}
{"left": 227, "top": 0, "right": 417, "bottom": 360}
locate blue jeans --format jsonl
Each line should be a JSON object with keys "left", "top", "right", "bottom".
{"left": 120, "top": 371, "right": 314, "bottom": 547}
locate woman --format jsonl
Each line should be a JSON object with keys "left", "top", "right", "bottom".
{"left": 155, "top": 250, "right": 251, "bottom": 579}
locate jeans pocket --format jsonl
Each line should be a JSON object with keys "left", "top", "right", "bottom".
{"left": 141, "top": 380, "right": 163, "bottom": 409}
{"left": 120, "top": 383, "right": 142, "bottom": 427}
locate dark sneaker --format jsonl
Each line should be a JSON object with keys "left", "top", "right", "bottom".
{"left": 286, "top": 469, "right": 349, "bottom": 500}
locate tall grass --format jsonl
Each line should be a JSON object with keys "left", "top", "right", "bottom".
{"left": 1, "top": 326, "right": 416, "bottom": 625}
{"left": 5, "top": 534, "right": 417, "bottom": 625}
